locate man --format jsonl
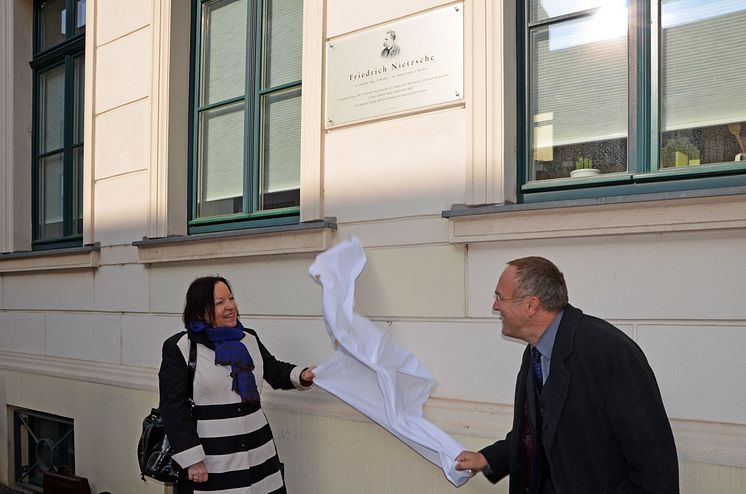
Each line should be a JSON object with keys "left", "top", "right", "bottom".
{"left": 380, "top": 29, "right": 400, "bottom": 58}
{"left": 455, "top": 257, "right": 678, "bottom": 493}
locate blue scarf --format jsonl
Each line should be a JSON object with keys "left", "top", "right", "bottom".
{"left": 186, "top": 320, "right": 260, "bottom": 402}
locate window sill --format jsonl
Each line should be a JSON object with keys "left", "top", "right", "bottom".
{"left": 442, "top": 187, "right": 746, "bottom": 243}
{"left": 133, "top": 218, "right": 337, "bottom": 264}
{"left": 0, "top": 244, "right": 101, "bottom": 273}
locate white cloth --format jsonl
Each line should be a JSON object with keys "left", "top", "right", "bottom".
{"left": 309, "top": 236, "right": 472, "bottom": 487}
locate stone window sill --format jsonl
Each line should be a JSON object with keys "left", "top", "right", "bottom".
{"left": 132, "top": 218, "right": 337, "bottom": 263}
{"left": 0, "top": 244, "right": 100, "bottom": 273}
{"left": 442, "top": 187, "right": 746, "bottom": 243}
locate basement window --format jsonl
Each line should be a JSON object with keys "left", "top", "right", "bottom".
{"left": 12, "top": 408, "right": 75, "bottom": 491}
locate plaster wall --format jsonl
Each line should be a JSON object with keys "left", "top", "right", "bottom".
{"left": 1, "top": 366, "right": 744, "bottom": 493}
{"left": 0, "top": 0, "right": 745, "bottom": 492}
{"left": 0, "top": 370, "right": 162, "bottom": 494}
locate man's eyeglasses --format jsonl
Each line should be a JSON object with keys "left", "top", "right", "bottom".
{"left": 495, "top": 293, "right": 528, "bottom": 304}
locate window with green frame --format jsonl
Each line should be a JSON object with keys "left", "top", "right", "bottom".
{"left": 31, "top": 0, "right": 85, "bottom": 249}
{"left": 520, "top": 0, "right": 746, "bottom": 202}
{"left": 190, "top": 0, "right": 303, "bottom": 233}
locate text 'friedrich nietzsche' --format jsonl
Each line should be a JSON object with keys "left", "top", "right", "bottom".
{"left": 349, "top": 55, "right": 436, "bottom": 81}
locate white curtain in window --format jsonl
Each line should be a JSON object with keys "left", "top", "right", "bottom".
{"left": 201, "top": 104, "right": 244, "bottom": 202}
{"left": 41, "top": 65, "right": 65, "bottom": 152}
{"left": 262, "top": 89, "right": 301, "bottom": 193}
{"left": 533, "top": 1, "right": 746, "bottom": 146}
{"left": 533, "top": 14, "right": 628, "bottom": 146}
{"left": 263, "top": 0, "right": 303, "bottom": 88}
{"left": 202, "top": 0, "right": 247, "bottom": 105}
{"left": 42, "top": 154, "right": 64, "bottom": 225}
{"left": 662, "top": 1, "right": 746, "bottom": 131}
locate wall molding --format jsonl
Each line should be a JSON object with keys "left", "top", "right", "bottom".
{"left": 0, "top": 245, "right": 100, "bottom": 273}
{"left": 1, "top": 349, "right": 743, "bottom": 468}
{"left": 465, "top": 0, "right": 514, "bottom": 206}
{"left": 82, "top": 0, "right": 97, "bottom": 245}
{"left": 0, "top": 1, "right": 12, "bottom": 254}
{"left": 148, "top": 0, "right": 172, "bottom": 239}
{"left": 299, "top": 0, "right": 326, "bottom": 222}
{"left": 446, "top": 191, "right": 746, "bottom": 243}
{"left": 133, "top": 220, "right": 336, "bottom": 263}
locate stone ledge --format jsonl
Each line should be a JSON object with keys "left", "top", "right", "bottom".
{"left": 133, "top": 218, "right": 337, "bottom": 263}
{"left": 1, "top": 349, "right": 743, "bottom": 468}
{"left": 0, "top": 244, "right": 100, "bottom": 274}
{"left": 443, "top": 190, "right": 746, "bottom": 243}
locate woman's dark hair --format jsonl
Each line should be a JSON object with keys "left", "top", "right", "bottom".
{"left": 182, "top": 276, "right": 234, "bottom": 326}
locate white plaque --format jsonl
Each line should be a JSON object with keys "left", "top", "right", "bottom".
{"left": 325, "top": 3, "right": 464, "bottom": 128}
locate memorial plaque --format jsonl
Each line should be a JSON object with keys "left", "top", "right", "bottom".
{"left": 325, "top": 3, "right": 464, "bottom": 128}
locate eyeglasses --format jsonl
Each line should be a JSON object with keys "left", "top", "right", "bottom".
{"left": 495, "top": 293, "right": 528, "bottom": 304}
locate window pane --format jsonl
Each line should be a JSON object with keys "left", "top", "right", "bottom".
{"left": 262, "top": 0, "right": 303, "bottom": 89}
{"left": 660, "top": 0, "right": 746, "bottom": 168}
{"left": 38, "top": 0, "right": 67, "bottom": 51}
{"left": 197, "top": 102, "right": 245, "bottom": 218}
{"left": 200, "top": 0, "right": 248, "bottom": 105}
{"left": 260, "top": 87, "right": 301, "bottom": 210}
{"left": 530, "top": 0, "right": 625, "bottom": 23}
{"left": 39, "top": 65, "right": 66, "bottom": 153}
{"left": 38, "top": 153, "right": 64, "bottom": 240}
{"left": 528, "top": 13, "right": 628, "bottom": 181}
{"left": 73, "top": 145, "right": 83, "bottom": 235}
{"left": 74, "top": 56, "right": 84, "bottom": 145}
{"left": 75, "top": 0, "right": 86, "bottom": 35}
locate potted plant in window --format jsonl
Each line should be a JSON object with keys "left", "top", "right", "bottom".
{"left": 570, "top": 156, "right": 600, "bottom": 178}
{"left": 661, "top": 137, "right": 701, "bottom": 167}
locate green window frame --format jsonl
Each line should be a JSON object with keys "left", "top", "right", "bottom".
{"left": 189, "top": 0, "right": 303, "bottom": 234}
{"left": 30, "top": 0, "right": 86, "bottom": 249}
{"left": 519, "top": 0, "right": 746, "bottom": 203}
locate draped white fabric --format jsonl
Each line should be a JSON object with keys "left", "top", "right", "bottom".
{"left": 309, "top": 237, "right": 472, "bottom": 487}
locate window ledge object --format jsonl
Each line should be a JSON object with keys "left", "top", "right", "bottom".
{"left": 442, "top": 187, "right": 746, "bottom": 243}
{"left": 133, "top": 218, "right": 337, "bottom": 264}
{"left": 0, "top": 244, "right": 100, "bottom": 273}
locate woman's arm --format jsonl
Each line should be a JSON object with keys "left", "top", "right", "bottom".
{"left": 248, "top": 328, "right": 313, "bottom": 390}
{"left": 158, "top": 333, "right": 205, "bottom": 468}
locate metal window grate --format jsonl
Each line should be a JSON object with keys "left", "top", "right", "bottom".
{"left": 12, "top": 408, "right": 75, "bottom": 492}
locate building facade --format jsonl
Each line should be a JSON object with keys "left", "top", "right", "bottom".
{"left": 1, "top": 0, "right": 745, "bottom": 492}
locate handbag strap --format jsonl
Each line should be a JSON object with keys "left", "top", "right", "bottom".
{"left": 187, "top": 338, "right": 197, "bottom": 403}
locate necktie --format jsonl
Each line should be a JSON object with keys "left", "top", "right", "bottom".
{"left": 531, "top": 346, "right": 543, "bottom": 390}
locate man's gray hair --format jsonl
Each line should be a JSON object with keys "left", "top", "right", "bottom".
{"left": 508, "top": 256, "right": 568, "bottom": 312}
{"left": 386, "top": 29, "right": 397, "bottom": 40}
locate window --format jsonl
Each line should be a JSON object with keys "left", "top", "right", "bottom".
{"left": 190, "top": 0, "right": 303, "bottom": 233}
{"left": 520, "top": 0, "right": 746, "bottom": 201}
{"left": 13, "top": 408, "right": 76, "bottom": 490}
{"left": 30, "top": 0, "right": 85, "bottom": 248}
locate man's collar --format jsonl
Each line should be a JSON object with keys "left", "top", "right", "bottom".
{"left": 533, "top": 310, "right": 564, "bottom": 359}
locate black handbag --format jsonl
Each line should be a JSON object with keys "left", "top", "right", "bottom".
{"left": 138, "top": 338, "right": 197, "bottom": 483}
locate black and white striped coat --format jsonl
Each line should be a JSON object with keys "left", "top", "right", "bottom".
{"left": 159, "top": 328, "right": 308, "bottom": 494}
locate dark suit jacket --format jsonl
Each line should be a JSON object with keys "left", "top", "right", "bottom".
{"left": 480, "top": 304, "right": 679, "bottom": 494}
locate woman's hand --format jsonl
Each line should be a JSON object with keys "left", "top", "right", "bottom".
{"left": 300, "top": 366, "right": 316, "bottom": 386}
{"left": 187, "top": 461, "right": 208, "bottom": 483}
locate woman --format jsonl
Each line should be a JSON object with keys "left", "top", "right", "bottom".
{"left": 158, "top": 276, "right": 315, "bottom": 494}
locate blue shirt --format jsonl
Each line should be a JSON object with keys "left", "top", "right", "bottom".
{"left": 532, "top": 310, "right": 564, "bottom": 385}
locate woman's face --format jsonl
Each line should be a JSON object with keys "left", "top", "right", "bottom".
{"left": 212, "top": 281, "right": 238, "bottom": 327}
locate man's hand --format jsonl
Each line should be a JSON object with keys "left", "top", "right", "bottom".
{"left": 455, "top": 450, "right": 488, "bottom": 472}
{"left": 300, "top": 366, "right": 316, "bottom": 386}
{"left": 188, "top": 461, "right": 208, "bottom": 483}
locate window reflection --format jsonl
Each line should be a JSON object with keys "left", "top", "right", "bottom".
{"left": 660, "top": 0, "right": 746, "bottom": 168}
{"left": 529, "top": 15, "right": 628, "bottom": 181}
